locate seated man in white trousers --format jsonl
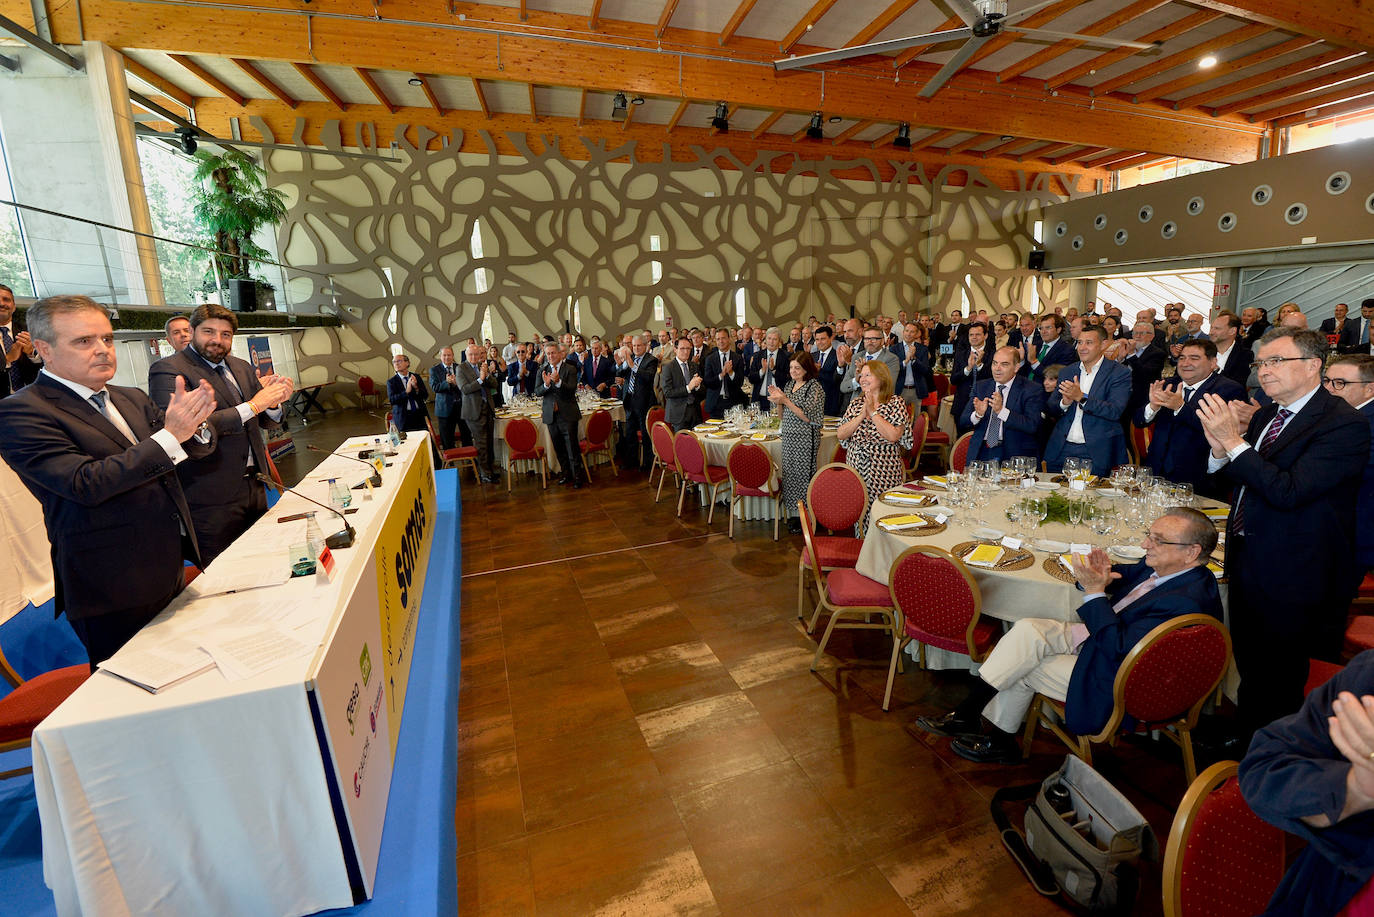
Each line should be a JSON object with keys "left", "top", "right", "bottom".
{"left": 915, "top": 507, "right": 1224, "bottom": 763}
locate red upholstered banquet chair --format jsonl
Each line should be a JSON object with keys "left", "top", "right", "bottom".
{"left": 800, "top": 515, "right": 897, "bottom": 689}
{"left": 579, "top": 409, "right": 617, "bottom": 479}
{"left": 646, "top": 406, "right": 665, "bottom": 432}
{"left": 1161, "top": 761, "right": 1286, "bottom": 917}
{"left": 1130, "top": 423, "right": 1153, "bottom": 466}
{"left": 673, "top": 430, "right": 730, "bottom": 525}
{"left": 903, "top": 410, "right": 929, "bottom": 476}
{"left": 726, "top": 440, "right": 783, "bottom": 541}
{"left": 1305, "top": 658, "right": 1344, "bottom": 696}
{"left": 949, "top": 431, "right": 973, "bottom": 473}
{"left": 1021, "top": 613, "right": 1231, "bottom": 783}
{"left": 502, "top": 416, "right": 548, "bottom": 491}
{"left": 798, "top": 463, "right": 869, "bottom": 632}
{"left": 886, "top": 546, "right": 999, "bottom": 710}
{"left": 0, "top": 644, "right": 91, "bottom": 781}
{"left": 426, "top": 416, "right": 479, "bottom": 482}
{"left": 356, "top": 375, "right": 382, "bottom": 410}
{"left": 649, "top": 421, "right": 678, "bottom": 501}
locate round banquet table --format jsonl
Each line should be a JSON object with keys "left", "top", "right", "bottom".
{"left": 494, "top": 400, "right": 625, "bottom": 475}
{"left": 852, "top": 474, "right": 1230, "bottom": 671}
{"left": 690, "top": 422, "right": 839, "bottom": 521}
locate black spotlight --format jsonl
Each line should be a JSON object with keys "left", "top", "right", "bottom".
{"left": 893, "top": 123, "right": 912, "bottom": 150}
{"left": 806, "top": 112, "right": 824, "bottom": 140}
{"left": 611, "top": 91, "right": 628, "bottom": 121}
{"left": 174, "top": 126, "right": 198, "bottom": 155}
{"left": 711, "top": 101, "right": 729, "bottom": 132}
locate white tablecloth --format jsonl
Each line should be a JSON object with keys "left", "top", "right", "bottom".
{"left": 0, "top": 454, "right": 54, "bottom": 623}
{"left": 691, "top": 427, "right": 839, "bottom": 521}
{"left": 494, "top": 402, "right": 625, "bottom": 474}
{"left": 32, "top": 435, "right": 433, "bottom": 917}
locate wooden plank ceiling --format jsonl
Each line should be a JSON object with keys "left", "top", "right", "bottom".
{"left": 14, "top": 0, "right": 1374, "bottom": 184}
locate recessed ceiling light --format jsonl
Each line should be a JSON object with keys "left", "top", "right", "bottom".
{"left": 1198, "top": 55, "right": 1218, "bottom": 69}
{"left": 828, "top": 115, "right": 842, "bottom": 123}
{"left": 1000, "top": 135, "right": 1014, "bottom": 141}
{"left": 408, "top": 76, "right": 422, "bottom": 86}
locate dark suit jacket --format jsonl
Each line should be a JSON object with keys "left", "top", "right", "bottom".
{"left": 704, "top": 347, "right": 747, "bottom": 416}
{"left": 1222, "top": 387, "right": 1370, "bottom": 650}
{"left": 966, "top": 376, "right": 1046, "bottom": 462}
{"left": 1044, "top": 359, "right": 1131, "bottom": 473}
{"left": 0, "top": 316, "right": 41, "bottom": 396}
{"left": 0, "top": 376, "right": 212, "bottom": 622}
{"left": 889, "top": 340, "right": 932, "bottom": 400}
{"left": 814, "top": 349, "right": 843, "bottom": 416}
{"left": 506, "top": 358, "right": 538, "bottom": 395}
{"left": 581, "top": 353, "right": 615, "bottom": 393}
{"left": 1137, "top": 373, "right": 1245, "bottom": 495}
{"left": 1338, "top": 317, "right": 1374, "bottom": 355}
{"left": 535, "top": 359, "right": 581, "bottom": 426}
{"left": 1066, "top": 562, "right": 1223, "bottom": 735}
{"left": 1119, "top": 343, "right": 1167, "bottom": 414}
{"left": 148, "top": 346, "right": 271, "bottom": 506}
{"left": 661, "top": 357, "right": 701, "bottom": 426}
{"left": 950, "top": 342, "right": 994, "bottom": 433}
{"left": 429, "top": 362, "right": 461, "bottom": 418}
{"left": 747, "top": 349, "right": 790, "bottom": 409}
{"left": 1319, "top": 316, "right": 1350, "bottom": 337}
{"left": 1006, "top": 328, "right": 1041, "bottom": 351}
{"left": 386, "top": 372, "right": 430, "bottom": 431}
{"left": 1216, "top": 339, "right": 1253, "bottom": 390}
{"left": 619, "top": 352, "right": 660, "bottom": 415}
{"left": 1239, "top": 319, "right": 1270, "bottom": 343}
{"left": 456, "top": 360, "right": 498, "bottom": 422}
{"left": 1019, "top": 336, "right": 1075, "bottom": 383}
{"left": 1359, "top": 401, "right": 1374, "bottom": 568}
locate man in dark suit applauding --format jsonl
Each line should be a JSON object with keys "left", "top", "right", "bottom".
{"left": 1018, "top": 314, "right": 1075, "bottom": 384}
{"left": 429, "top": 346, "right": 462, "bottom": 451}
{"left": 918, "top": 509, "right": 1222, "bottom": 763}
{"left": 747, "top": 328, "right": 790, "bottom": 411}
{"left": 506, "top": 343, "right": 538, "bottom": 396}
{"left": 966, "top": 346, "right": 1045, "bottom": 463}
{"left": 386, "top": 353, "right": 430, "bottom": 432}
{"left": 950, "top": 322, "right": 994, "bottom": 436}
{"left": 661, "top": 337, "right": 703, "bottom": 432}
{"left": 1338, "top": 299, "right": 1374, "bottom": 356}
{"left": 0, "top": 283, "right": 41, "bottom": 396}
{"left": 536, "top": 340, "right": 585, "bottom": 488}
{"left": 1137, "top": 339, "right": 1244, "bottom": 498}
{"left": 811, "top": 325, "right": 845, "bottom": 416}
{"left": 581, "top": 339, "right": 615, "bottom": 395}
{"left": 704, "top": 327, "right": 747, "bottom": 418}
{"left": 0, "top": 296, "right": 219, "bottom": 666}
{"left": 1320, "top": 354, "right": 1374, "bottom": 585}
{"left": 1320, "top": 302, "right": 1351, "bottom": 339}
{"left": 457, "top": 343, "right": 500, "bottom": 483}
{"left": 616, "top": 333, "right": 659, "bottom": 472}
{"left": 148, "top": 303, "right": 293, "bottom": 565}
{"left": 1209, "top": 311, "right": 1253, "bottom": 391}
{"left": 1198, "top": 327, "right": 1370, "bottom": 733}
{"left": 890, "top": 320, "right": 932, "bottom": 408}
{"left": 1044, "top": 325, "right": 1131, "bottom": 476}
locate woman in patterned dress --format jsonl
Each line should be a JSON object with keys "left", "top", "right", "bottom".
{"left": 837, "top": 360, "right": 913, "bottom": 535}
{"left": 769, "top": 350, "right": 824, "bottom": 536}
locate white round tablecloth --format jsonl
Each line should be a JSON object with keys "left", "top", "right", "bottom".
{"left": 494, "top": 401, "right": 625, "bottom": 474}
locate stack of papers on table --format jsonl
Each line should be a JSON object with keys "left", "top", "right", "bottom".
{"left": 923, "top": 475, "right": 948, "bottom": 488}
{"left": 964, "top": 545, "right": 1005, "bottom": 568}
{"left": 1200, "top": 507, "right": 1230, "bottom": 520}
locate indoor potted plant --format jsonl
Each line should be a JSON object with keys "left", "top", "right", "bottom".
{"left": 192, "top": 149, "right": 287, "bottom": 312}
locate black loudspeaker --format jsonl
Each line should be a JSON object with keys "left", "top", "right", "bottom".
{"left": 849, "top": 304, "right": 856, "bottom": 318}
{"left": 1027, "top": 250, "right": 1047, "bottom": 271}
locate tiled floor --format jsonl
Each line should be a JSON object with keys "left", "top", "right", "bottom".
{"left": 454, "top": 452, "right": 1197, "bottom": 916}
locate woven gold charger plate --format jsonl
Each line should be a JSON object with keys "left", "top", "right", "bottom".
{"left": 875, "top": 514, "right": 948, "bottom": 537}
{"left": 1042, "top": 556, "right": 1079, "bottom": 583}
{"left": 949, "top": 541, "right": 1035, "bottom": 571}
{"left": 878, "top": 491, "right": 938, "bottom": 509}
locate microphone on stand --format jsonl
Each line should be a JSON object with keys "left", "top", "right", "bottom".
{"left": 307, "top": 444, "right": 383, "bottom": 487}
{"left": 257, "top": 474, "right": 356, "bottom": 549}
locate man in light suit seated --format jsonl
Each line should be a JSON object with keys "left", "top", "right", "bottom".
{"left": 915, "top": 507, "right": 1223, "bottom": 763}
{"left": 1043, "top": 324, "right": 1132, "bottom": 476}
{"left": 966, "top": 346, "right": 1046, "bottom": 463}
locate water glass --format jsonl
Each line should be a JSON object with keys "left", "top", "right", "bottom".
{"left": 1171, "top": 483, "right": 1194, "bottom": 506}
{"left": 1004, "top": 498, "right": 1023, "bottom": 539}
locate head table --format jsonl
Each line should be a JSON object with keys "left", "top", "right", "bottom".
{"left": 851, "top": 472, "right": 1230, "bottom": 671}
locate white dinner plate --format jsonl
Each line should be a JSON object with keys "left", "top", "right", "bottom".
{"left": 1097, "top": 487, "right": 1126, "bottom": 497}
{"left": 1033, "top": 481, "right": 1060, "bottom": 491}
{"left": 1110, "top": 545, "right": 1146, "bottom": 560}
{"left": 971, "top": 527, "right": 1005, "bottom": 542}
{"left": 1034, "top": 538, "right": 1070, "bottom": 553}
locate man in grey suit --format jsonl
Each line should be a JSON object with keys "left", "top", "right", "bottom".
{"left": 535, "top": 340, "right": 585, "bottom": 488}
{"left": 457, "top": 343, "right": 500, "bottom": 482}
{"left": 661, "top": 337, "right": 704, "bottom": 432}
{"left": 840, "top": 326, "right": 901, "bottom": 406}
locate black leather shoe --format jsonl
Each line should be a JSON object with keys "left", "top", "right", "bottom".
{"left": 556, "top": 475, "right": 571, "bottom": 486}
{"left": 572, "top": 481, "right": 584, "bottom": 489}
{"left": 950, "top": 732, "right": 1023, "bottom": 764}
{"left": 913, "top": 711, "right": 981, "bottom": 739}
{"left": 787, "top": 520, "right": 803, "bottom": 536}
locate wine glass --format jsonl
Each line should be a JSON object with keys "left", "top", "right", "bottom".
{"left": 1067, "top": 496, "right": 1085, "bottom": 533}
{"left": 1026, "top": 496, "right": 1048, "bottom": 540}
{"left": 1004, "top": 498, "right": 1023, "bottom": 541}
{"left": 1090, "top": 505, "right": 1117, "bottom": 544}
{"left": 1172, "top": 483, "right": 1194, "bottom": 507}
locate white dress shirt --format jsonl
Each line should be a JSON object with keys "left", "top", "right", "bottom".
{"left": 1063, "top": 358, "right": 1102, "bottom": 444}
{"left": 41, "top": 368, "right": 189, "bottom": 463}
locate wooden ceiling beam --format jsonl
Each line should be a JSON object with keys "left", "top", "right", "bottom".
{"left": 979, "top": 137, "right": 1030, "bottom": 158}
{"left": 1273, "top": 93, "right": 1374, "bottom": 127}
{"left": 1017, "top": 141, "right": 1077, "bottom": 161}
{"left": 1213, "top": 59, "right": 1374, "bottom": 117}
{"left": 718, "top": 0, "right": 758, "bottom": 47}
{"left": 230, "top": 58, "right": 298, "bottom": 109}
{"left": 892, "top": 16, "right": 964, "bottom": 69}
{"left": 1131, "top": 37, "right": 1318, "bottom": 104}
{"left": 471, "top": 78, "right": 490, "bottom": 119}
{"left": 355, "top": 68, "right": 396, "bottom": 114}
{"left": 121, "top": 54, "right": 195, "bottom": 108}
{"left": 655, "top": 0, "right": 680, "bottom": 38}
{"left": 1246, "top": 77, "right": 1374, "bottom": 123}
{"left": 619, "top": 96, "right": 635, "bottom": 130}
{"left": 751, "top": 109, "right": 784, "bottom": 137}
{"left": 779, "top": 0, "right": 842, "bottom": 54}
{"left": 1043, "top": 11, "right": 1226, "bottom": 91}
{"left": 831, "top": 119, "right": 877, "bottom": 145}
{"left": 1185, "top": 0, "right": 1374, "bottom": 51}
{"left": 869, "top": 127, "right": 900, "bottom": 148}
{"left": 946, "top": 133, "right": 993, "bottom": 154}
{"left": 588, "top": 0, "right": 603, "bottom": 30}
{"left": 1048, "top": 146, "right": 1108, "bottom": 166}
{"left": 995, "top": 0, "right": 1169, "bottom": 84}
{"left": 576, "top": 87, "right": 588, "bottom": 125}
{"left": 292, "top": 62, "right": 348, "bottom": 112}
{"left": 1088, "top": 23, "right": 1272, "bottom": 98}
{"left": 528, "top": 83, "right": 539, "bottom": 122}
{"left": 1108, "top": 152, "right": 1172, "bottom": 170}
{"left": 962, "top": 0, "right": 1082, "bottom": 72}
{"left": 908, "top": 128, "right": 959, "bottom": 152}
{"left": 1083, "top": 150, "right": 1150, "bottom": 169}
{"left": 666, "top": 99, "right": 690, "bottom": 132}
{"left": 413, "top": 73, "right": 444, "bottom": 116}
{"left": 167, "top": 54, "right": 246, "bottom": 107}
{"left": 845, "top": 0, "right": 920, "bottom": 49}
{"left": 1171, "top": 48, "right": 1360, "bottom": 110}
{"left": 59, "top": 0, "right": 1262, "bottom": 163}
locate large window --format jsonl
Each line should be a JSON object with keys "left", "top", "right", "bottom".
{"left": 137, "top": 139, "right": 213, "bottom": 305}
{"left": 0, "top": 125, "right": 33, "bottom": 295}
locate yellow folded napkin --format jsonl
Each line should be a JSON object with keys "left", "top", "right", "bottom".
{"left": 1207, "top": 560, "right": 1224, "bottom": 576}
{"left": 1059, "top": 554, "right": 1079, "bottom": 572}
{"left": 1200, "top": 507, "right": 1230, "bottom": 518}
{"left": 751, "top": 432, "right": 769, "bottom": 441}
{"left": 965, "top": 544, "right": 1005, "bottom": 568}
{"left": 879, "top": 514, "right": 931, "bottom": 531}
{"left": 924, "top": 475, "right": 948, "bottom": 488}
{"left": 882, "top": 491, "right": 929, "bottom": 504}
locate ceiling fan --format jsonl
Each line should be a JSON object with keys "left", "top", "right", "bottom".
{"left": 773, "top": 0, "right": 1162, "bottom": 99}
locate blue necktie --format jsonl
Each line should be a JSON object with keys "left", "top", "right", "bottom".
{"left": 1, "top": 327, "right": 18, "bottom": 391}
{"left": 89, "top": 390, "right": 109, "bottom": 416}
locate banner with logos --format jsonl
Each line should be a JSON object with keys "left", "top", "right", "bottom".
{"left": 247, "top": 336, "right": 275, "bottom": 376}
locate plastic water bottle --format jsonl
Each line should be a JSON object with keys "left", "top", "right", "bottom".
{"left": 304, "top": 512, "right": 326, "bottom": 556}
{"left": 387, "top": 418, "right": 402, "bottom": 448}
{"left": 328, "top": 477, "right": 351, "bottom": 510}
